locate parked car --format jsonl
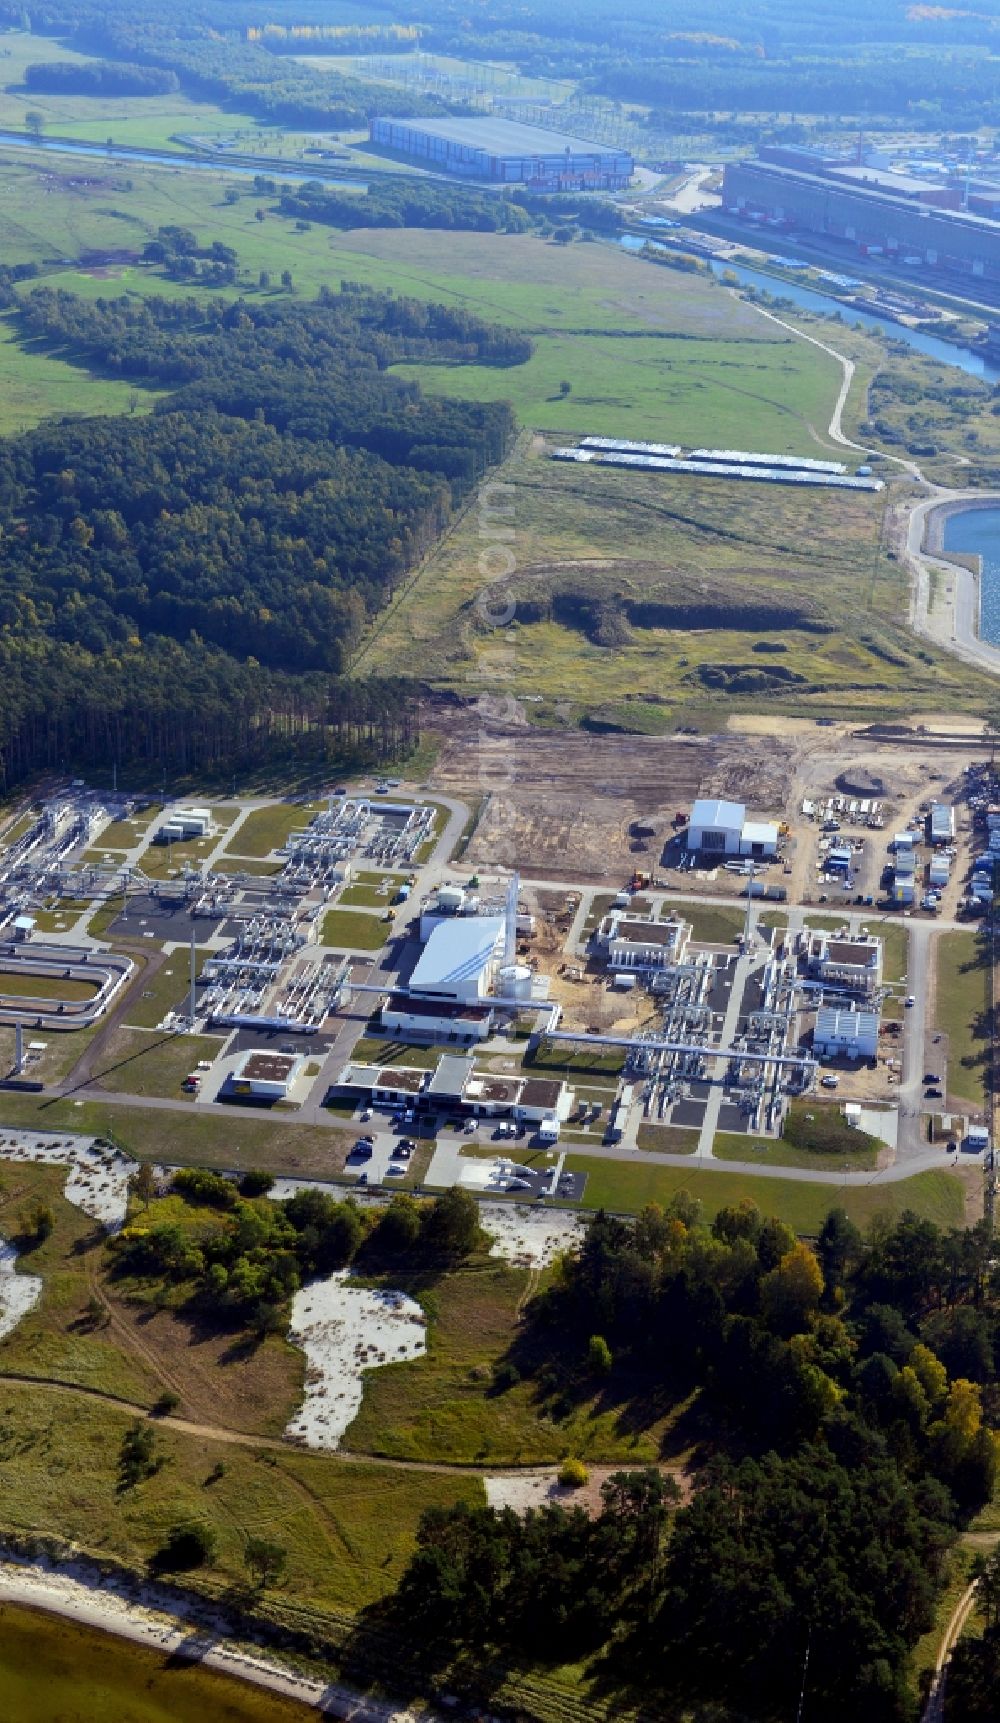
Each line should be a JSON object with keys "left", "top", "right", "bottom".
{"left": 923, "top": 1072, "right": 941, "bottom": 1083}
{"left": 905, "top": 996, "right": 916, "bottom": 1007}
{"left": 925, "top": 1087, "right": 943, "bottom": 1099}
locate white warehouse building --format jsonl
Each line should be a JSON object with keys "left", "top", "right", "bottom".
{"left": 687, "top": 799, "right": 779, "bottom": 860}
{"left": 687, "top": 798, "right": 746, "bottom": 856}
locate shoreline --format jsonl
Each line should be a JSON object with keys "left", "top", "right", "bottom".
{"left": 903, "top": 488, "right": 1000, "bottom": 674}
{"left": 0, "top": 1554, "right": 430, "bottom": 1721}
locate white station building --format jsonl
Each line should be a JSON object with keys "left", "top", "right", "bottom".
{"left": 687, "top": 798, "right": 779, "bottom": 859}
{"left": 687, "top": 798, "right": 746, "bottom": 856}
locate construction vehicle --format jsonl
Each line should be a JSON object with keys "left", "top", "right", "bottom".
{"left": 630, "top": 870, "right": 651, "bottom": 891}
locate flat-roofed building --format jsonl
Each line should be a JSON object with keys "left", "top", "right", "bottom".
{"left": 598, "top": 913, "right": 688, "bottom": 971}
{"left": 808, "top": 932, "right": 883, "bottom": 996}
{"left": 228, "top": 1049, "right": 303, "bottom": 1100}
{"left": 334, "top": 1054, "right": 573, "bottom": 1124}
{"left": 378, "top": 991, "right": 495, "bottom": 1044}
{"left": 929, "top": 803, "right": 956, "bottom": 845}
{"left": 369, "top": 115, "right": 632, "bottom": 190}
{"left": 739, "top": 819, "right": 779, "bottom": 859}
{"left": 722, "top": 158, "right": 1000, "bottom": 284}
{"left": 814, "top": 1005, "right": 880, "bottom": 1060}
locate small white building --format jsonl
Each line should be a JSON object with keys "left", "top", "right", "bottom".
{"left": 154, "top": 806, "right": 214, "bottom": 844}
{"left": 739, "top": 819, "right": 779, "bottom": 859}
{"left": 814, "top": 1005, "right": 879, "bottom": 1061}
{"left": 11, "top": 915, "right": 35, "bottom": 942}
{"left": 599, "top": 912, "right": 688, "bottom": 971}
{"left": 687, "top": 798, "right": 745, "bottom": 856}
{"left": 228, "top": 1049, "right": 303, "bottom": 1099}
{"left": 929, "top": 803, "right": 955, "bottom": 845}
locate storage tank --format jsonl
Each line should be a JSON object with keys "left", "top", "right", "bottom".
{"left": 498, "top": 963, "right": 533, "bottom": 1000}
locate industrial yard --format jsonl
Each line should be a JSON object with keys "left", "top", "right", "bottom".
{"left": 0, "top": 711, "right": 989, "bottom": 1226}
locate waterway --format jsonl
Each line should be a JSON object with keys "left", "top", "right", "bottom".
{"left": 0, "top": 128, "right": 366, "bottom": 190}
{"left": 942, "top": 506, "right": 1000, "bottom": 647}
{"left": 619, "top": 235, "right": 1000, "bottom": 383}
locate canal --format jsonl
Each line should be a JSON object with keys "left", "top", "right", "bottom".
{"left": 619, "top": 235, "right": 1000, "bottom": 384}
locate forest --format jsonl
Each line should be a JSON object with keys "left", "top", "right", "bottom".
{"left": 0, "top": 281, "right": 523, "bottom": 786}
{"left": 372, "top": 1196, "right": 1000, "bottom": 1721}
{"left": 20, "top": 58, "right": 179, "bottom": 95}
{"left": 7, "top": 0, "right": 997, "bottom": 132}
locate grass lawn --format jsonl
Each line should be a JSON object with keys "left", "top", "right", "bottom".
{"left": 91, "top": 1028, "right": 225, "bottom": 1098}
{"left": 636, "top": 1123, "right": 700, "bottom": 1155}
{"left": 0, "top": 1091, "right": 357, "bottom": 1178}
{"left": 135, "top": 835, "right": 222, "bottom": 880}
{"left": 225, "top": 802, "right": 323, "bottom": 859}
{"left": 0, "top": 970, "right": 98, "bottom": 1002}
{"left": 0, "top": 315, "right": 160, "bottom": 436}
{"left": 682, "top": 904, "right": 748, "bottom": 946}
{"left": 526, "top": 1042, "right": 626, "bottom": 1079}
{"left": 345, "top": 1258, "right": 666, "bottom": 1466}
{"left": 212, "top": 858, "right": 284, "bottom": 877}
{"left": 935, "top": 930, "right": 990, "bottom": 1108}
{"left": 95, "top": 807, "right": 163, "bottom": 848}
{"left": 352, "top": 1037, "right": 450, "bottom": 1069}
{"left": 339, "top": 876, "right": 407, "bottom": 907}
{"left": 878, "top": 921, "right": 910, "bottom": 984}
{"left": 320, "top": 908, "right": 389, "bottom": 952}
{"left": 124, "top": 949, "right": 211, "bottom": 1029}
{"left": 392, "top": 329, "right": 840, "bottom": 451}
{"left": 561, "top": 1154, "right": 966, "bottom": 1233}
{"left": 0, "top": 1019, "right": 100, "bottom": 1087}
{"left": 713, "top": 1130, "right": 879, "bottom": 1172}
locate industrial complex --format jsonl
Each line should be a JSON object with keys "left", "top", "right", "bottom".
{"left": 723, "top": 149, "right": 1000, "bottom": 284}
{"left": 0, "top": 730, "right": 990, "bottom": 1201}
{"left": 368, "top": 115, "right": 634, "bottom": 190}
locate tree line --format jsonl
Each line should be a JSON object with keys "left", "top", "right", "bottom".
{"left": 375, "top": 1195, "right": 1000, "bottom": 1721}
{"left": 277, "top": 178, "right": 534, "bottom": 235}
{"left": 20, "top": 58, "right": 179, "bottom": 95}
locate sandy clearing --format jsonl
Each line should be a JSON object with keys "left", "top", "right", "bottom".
{"left": 284, "top": 1272, "right": 426, "bottom": 1451}
{"left": 0, "top": 1239, "right": 41, "bottom": 1341}
{"left": 0, "top": 1554, "right": 436, "bottom": 1719}
{"left": 479, "top": 1204, "right": 587, "bottom": 1268}
{"left": 0, "top": 1129, "right": 144, "bottom": 1231}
